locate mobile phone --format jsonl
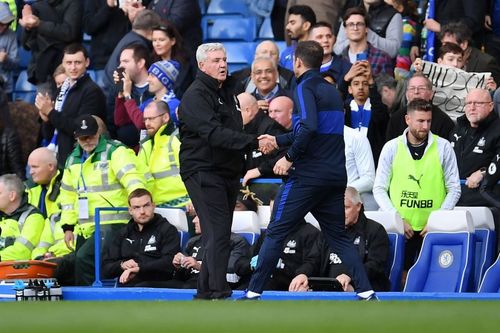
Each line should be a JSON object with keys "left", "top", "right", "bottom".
{"left": 356, "top": 52, "right": 368, "bottom": 61}
{"left": 115, "top": 67, "right": 125, "bottom": 92}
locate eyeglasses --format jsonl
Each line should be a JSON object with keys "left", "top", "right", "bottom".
{"left": 465, "top": 101, "right": 492, "bottom": 107}
{"left": 143, "top": 113, "right": 166, "bottom": 122}
{"left": 345, "top": 22, "right": 366, "bottom": 30}
{"left": 407, "top": 86, "right": 430, "bottom": 93}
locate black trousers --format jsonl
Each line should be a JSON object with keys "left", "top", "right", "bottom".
{"left": 184, "top": 171, "right": 240, "bottom": 299}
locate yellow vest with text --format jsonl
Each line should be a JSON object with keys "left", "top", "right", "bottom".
{"left": 0, "top": 204, "right": 45, "bottom": 261}
{"left": 138, "top": 125, "right": 189, "bottom": 207}
{"left": 59, "top": 137, "right": 149, "bottom": 238}
{"left": 389, "top": 135, "right": 446, "bottom": 231}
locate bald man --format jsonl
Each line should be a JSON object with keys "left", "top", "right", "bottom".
{"left": 232, "top": 40, "right": 294, "bottom": 95}
{"left": 26, "top": 147, "right": 73, "bottom": 260}
{"left": 268, "top": 96, "right": 293, "bottom": 131}
{"left": 238, "top": 93, "right": 287, "bottom": 201}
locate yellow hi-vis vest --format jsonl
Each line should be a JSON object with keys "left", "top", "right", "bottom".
{"left": 26, "top": 170, "right": 62, "bottom": 219}
{"left": 59, "top": 136, "right": 149, "bottom": 238}
{"left": 138, "top": 125, "right": 189, "bottom": 207}
{"left": 0, "top": 204, "right": 45, "bottom": 261}
{"left": 389, "top": 135, "right": 446, "bottom": 231}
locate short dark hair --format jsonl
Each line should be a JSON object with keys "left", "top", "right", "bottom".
{"left": 128, "top": 188, "right": 153, "bottom": 205}
{"left": 295, "top": 41, "right": 323, "bottom": 69}
{"left": 439, "top": 21, "right": 472, "bottom": 44}
{"left": 438, "top": 42, "right": 464, "bottom": 59}
{"left": 122, "top": 43, "right": 152, "bottom": 69}
{"left": 311, "top": 21, "right": 333, "bottom": 32}
{"left": 343, "top": 7, "right": 369, "bottom": 27}
{"left": 288, "top": 5, "right": 317, "bottom": 26}
{"left": 63, "top": 43, "right": 89, "bottom": 59}
{"left": 132, "top": 9, "right": 162, "bottom": 31}
{"left": 407, "top": 98, "right": 433, "bottom": 114}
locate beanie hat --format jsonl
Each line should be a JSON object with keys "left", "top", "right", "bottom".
{"left": 148, "top": 60, "right": 180, "bottom": 91}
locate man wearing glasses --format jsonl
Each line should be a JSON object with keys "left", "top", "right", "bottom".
{"left": 386, "top": 73, "right": 455, "bottom": 141}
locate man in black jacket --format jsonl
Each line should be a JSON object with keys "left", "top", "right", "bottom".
{"left": 178, "top": 42, "right": 259, "bottom": 300}
{"left": 102, "top": 188, "right": 180, "bottom": 287}
{"left": 35, "top": 43, "right": 106, "bottom": 168}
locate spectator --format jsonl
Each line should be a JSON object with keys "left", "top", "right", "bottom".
{"left": 344, "top": 64, "right": 389, "bottom": 164}
{"left": 102, "top": 188, "right": 180, "bottom": 287}
{"left": 337, "top": 7, "right": 394, "bottom": 78}
{"left": 385, "top": 73, "right": 455, "bottom": 142}
{"left": 113, "top": 43, "right": 154, "bottom": 148}
{"left": 151, "top": 21, "right": 194, "bottom": 98}
{"left": 58, "top": 115, "right": 149, "bottom": 285}
{"left": 178, "top": 42, "right": 258, "bottom": 300}
{"left": 138, "top": 100, "right": 189, "bottom": 208}
{"left": 52, "top": 64, "right": 67, "bottom": 89}
{"left": 232, "top": 40, "right": 294, "bottom": 94}
{"left": 484, "top": 0, "right": 500, "bottom": 61}
{"left": 250, "top": 57, "right": 290, "bottom": 112}
{"left": 318, "top": 187, "right": 390, "bottom": 292}
{"left": 0, "top": 2, "right": 18, "bottom": 97}
{"left": 239, "top": 93, "right": 287, "bottom": 204}
{"left": 439, "top": 21, "right": 500, "bottom": 85}
{"left": 0, "top": 174, "right": 44, "bottom": 261}
{"left": 309, "top": 21, "right": 352, "bottom": 91}
{"left": 268, "top": 95, "right": 293, "bottom": 131}
{"left": 0, "top": 96, "right": 24, "bottom": 179}
{"left": 82, "top": 0, "right": 130, "bottom": 86}
{"left": 19, "top": 0, "right": 82, "bottom": 85}
{"left": 374, "top": 99, "right": 460, "bottom": 273}
{"left": 375, "top": 73, "right": 405, "bottom": 114}
{"left": 280, "top": 5, "right": 317, "bottom": 71}
{"left": 27, "top": 147, "right": 72, "bottom": 260}
{"left": 335, "top": 0, "right": 403, "bottom": 59}
{"left": 35, "top": 44, "right": 106, "bottom": 168}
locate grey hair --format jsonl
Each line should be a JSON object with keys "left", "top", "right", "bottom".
{"left": 345, "top": 186, "right": 363, "bottom": 205}
{"left": 0, "top": 174, "right": 25, "bottom": 198}
{"left": 196, "top": 43, "right": 226, "bottom": 63}
{"left": 251, "top": 56, "right": 278, "bottom": 72}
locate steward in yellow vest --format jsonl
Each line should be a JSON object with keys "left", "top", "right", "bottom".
{"left": 26, "top": 147, "right": 73, "bottom": 259}
{"left": 139, "top": 100, "right": 189, "bottom": 207}
{"left": 58, "top": 115, "right": 149, "bottom": 285}
{"left": 0, "top": 174, "right": 44, "bottom": 261}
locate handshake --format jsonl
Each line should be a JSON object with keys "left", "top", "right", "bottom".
{"left": 258, "top": 134, "right": 278, "bottom": 154}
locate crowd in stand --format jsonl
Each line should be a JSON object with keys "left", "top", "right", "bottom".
{"left": 1, "top": 0, "right": 500, "bottom": 292}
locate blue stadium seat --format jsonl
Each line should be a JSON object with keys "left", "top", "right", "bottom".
{"left": 257, "top": 205, "right": 271, "bottom": 232}
{"left": 202, "top": 15, "right": 257, "bottom": 42}
{"left": 365, "top": 211, "right": 405, "bottom": 291}
{"left": 155, "top": 208, "right": 190, "bottom": 250}
{"left": 207, "top": 0, "right": 251, "bottom": 16}
{"left": 12, "top": 70, "right": 36, "bottom": 103}
{"left": 18, "top": 47, "right": 31, "bottom": 69}
{"left": 404, "top": 210, "right": 475, "bottom": 292}
{"left": 455, "top": 207, "right": 496, "bottom": 291}
{"left": 198, "top": 0, "right": 206, "bottom": 14}
{"left": 258, "top": 17, "right": 274, "bottom": 40}
{"left": 232, "top": 211, "right": 261, "bottom": 245}
{"left": 478, "top": 253, "right": 500, "bottom": 292}
{"left": 224, "top": 41, "right": 255, "bottom": 74}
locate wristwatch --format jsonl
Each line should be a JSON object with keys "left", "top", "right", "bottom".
{"left": 285, "top": 153, "right": 293, "bottom": 162}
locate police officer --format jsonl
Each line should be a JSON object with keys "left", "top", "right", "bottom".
{"left": 59, "top": 115, "right": 149, "bottom": 285}
{"left": 0, "top": 174, "right": 45, "bottom": 261}
{"left": 138, "top": 100, "right": 190, "bottom": 208}
{"left": 26, "top": 147, "right": 72, "bottom": 259}
{"left": 373, "top": 99, "right": 461, "bottom": 272}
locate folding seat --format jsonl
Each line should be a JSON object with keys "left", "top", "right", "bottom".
{"left": 304, "top": 212, "right": 321, "bottom": 230}
{"left": 257, "top": 205, "right": 271, "bottom": 231}
{"left": 455, "top": 207, "right": 496, "bottom": 291}
{"left": 365, "top": 210, "right": 405, "bottom": 291}
{"left": 206, "top": 0, "right": 251, "bottom": 16}
{"left": 202, "top": 15, "right": 257, "bottom": 42}
{"left": 258, "top": 17, "right": 274, "bottom": 40}
{"left": 18, "top": 47, "right": 31, "bottom": 69}
{"left": 404, "top": 210, "right": 475, "bottom": 292}
{"left": 223, "top": 41, "right": 256, "bottom": 74}
{"left": 478, "top": 253, "right": 500, "bottom": 292}
{"left": 12, "top": 70, "right": 36, "bottom": 103}
{"left": 155, "top": 208, "right": 190, "bottom": 250}
{"left": 232, "top": 210, "right": 261, "bottom": 245}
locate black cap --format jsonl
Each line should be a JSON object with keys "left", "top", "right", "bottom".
{"left": 74, "top": 115, "right": 98, "bottom": 138}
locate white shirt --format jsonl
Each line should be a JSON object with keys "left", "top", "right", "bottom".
{"left": 344, "top": 126, "right": 375, "bottom": 193}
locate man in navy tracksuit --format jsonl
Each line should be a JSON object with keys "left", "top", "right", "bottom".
{"left": 243, "top": 41, "right": 376, "bottom": 300}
